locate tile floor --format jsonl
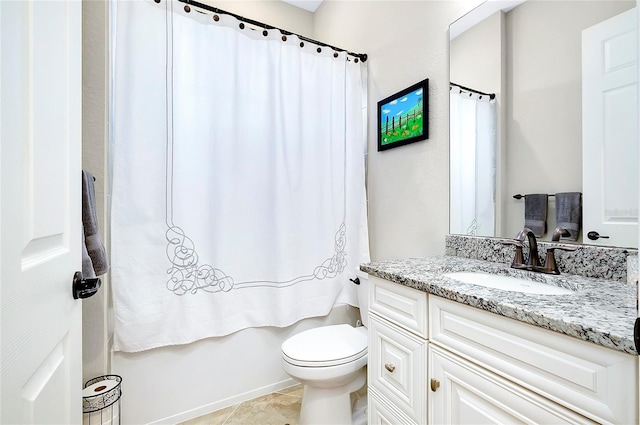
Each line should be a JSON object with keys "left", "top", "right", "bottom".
{"left": 180, "top": 383, "right": 367, "bottom": 425}
{"left": 179, "top": 385, "right": 304, "bottom": 425}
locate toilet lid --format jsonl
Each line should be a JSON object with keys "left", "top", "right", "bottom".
{"left": 281, "top": 324, "right": 367, "bottom": 367}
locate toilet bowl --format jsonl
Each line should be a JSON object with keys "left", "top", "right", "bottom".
{"left": 281, "top": 269, "right": 369, "bottom": 425}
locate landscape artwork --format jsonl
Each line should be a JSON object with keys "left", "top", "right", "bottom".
{"left": 377, "top": 79, "right": 428, "bottom": 151}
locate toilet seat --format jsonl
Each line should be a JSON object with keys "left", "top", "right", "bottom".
{"left": 281, "top": 324, "right": 367, "bottom": 368}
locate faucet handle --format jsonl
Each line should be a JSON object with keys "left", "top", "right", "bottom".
{"left": 500, "top": 239, "right": 524, "bottom": 247}
{"left": 501, "top": 239, "right": 526, "bottom": 269}
{"left": 547, "top": 243, "right": 578, "bottom": 253}
{"left": 551, "top": 227, "right": 572, "bottom": 242}
{"left": 541, "top": 244, "right": 577, "bottom": 275}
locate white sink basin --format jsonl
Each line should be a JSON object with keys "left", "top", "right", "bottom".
{"left": 443, "top": 271, "right": 574, "bottom": 295}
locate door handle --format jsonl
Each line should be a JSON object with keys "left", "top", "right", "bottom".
{"left": 72, "top": 271, "right": 101, "bottom": 299}
{"left": 634, "top": 318, "right": 640, "bottom": 355}
{"left": 587, "top": 231, "right": 609, "bottom": 241}
{"left": 430, "top": 379, "right": 441, "bottom": 392}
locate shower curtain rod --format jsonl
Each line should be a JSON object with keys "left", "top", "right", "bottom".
{"left": 178, "top": 0, "right": 368, "bottom": 62}
{"left": 450, "top": 82, "right": 495, "bottom": 100}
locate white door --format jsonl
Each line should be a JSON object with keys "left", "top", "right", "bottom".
{"left": 1, "top": 1, "right": 82, "bottom": 423}
{"left": 582, "top": 8, "right": 638, "bottom": 248}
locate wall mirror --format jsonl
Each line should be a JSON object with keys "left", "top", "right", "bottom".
{"left": 449, "top": 0, "right": 638, "bottom": 248}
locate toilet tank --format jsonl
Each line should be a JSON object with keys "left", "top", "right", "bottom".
{"left": 355, "top": 268, "right": 369, "bottom": 327}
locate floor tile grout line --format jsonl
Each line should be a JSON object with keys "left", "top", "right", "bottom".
{"left": 273, "top": 389, "right": 303, "bottom": 397}
{"left": 271, "top": 392, "right": 303, "bottom": 403}
{"left": 220, "top": 402, "right": 242, "bottom": 425}
{"left": 274, "top": 385, "right": 303, "bottom": 397}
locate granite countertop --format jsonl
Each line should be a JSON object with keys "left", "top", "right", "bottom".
{"left": 361, "top": 256, "right": 639, "bottom": 355}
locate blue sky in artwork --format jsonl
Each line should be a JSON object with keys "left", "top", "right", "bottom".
{"left": 380, "top": 88, "right": 423, "bottom": 124}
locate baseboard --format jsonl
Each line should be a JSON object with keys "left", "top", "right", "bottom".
{"left": 147, "top": 377, "right": 298, "bottom": 424}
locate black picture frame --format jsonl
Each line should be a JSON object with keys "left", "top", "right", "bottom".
{"left": 377, "top": 79, "right": 429, "bottom": 151}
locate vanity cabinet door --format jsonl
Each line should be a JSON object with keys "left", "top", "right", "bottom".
{"left": 429, "top": 345, "right": 598, "bottom": 425}
{"left": 430, "top": 296, "right": 638, "bottom": 424}
{"left": 369, "top": 314, "right": 427, "bottom": 424}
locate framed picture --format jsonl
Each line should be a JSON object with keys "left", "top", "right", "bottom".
{"left": 377, "top": 79, "right": 428, "bottom": 151}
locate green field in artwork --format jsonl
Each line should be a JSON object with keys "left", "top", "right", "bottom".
{"left": 380, "top": 107, "right": 424, "bottom": 145}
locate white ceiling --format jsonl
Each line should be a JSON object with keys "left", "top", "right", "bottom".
{"left": 450, "top": 0, "right": 525, "bottom": 39}
{"left": 280, "top": 0, "right": 324, "bottom": 13}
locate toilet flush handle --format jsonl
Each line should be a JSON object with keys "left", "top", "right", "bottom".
{"left": 384, "top": 363, "right": 395, "bottom": 373}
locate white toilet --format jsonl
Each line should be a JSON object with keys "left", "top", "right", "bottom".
{"left": 281, "top": 269, "right": 369, "bottom": 425}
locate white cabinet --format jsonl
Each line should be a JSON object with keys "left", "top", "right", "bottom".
{"left": 429, "top": 345, "right": 598, "bottom": 424}
{"left": 369, "top": 275, "right": 428, "bottom": 338}
{"left": 429, "top": 296, "right": 638, "bottom": 424}
{"left": 368, "top": 276, "right": 428, "bottom": 424}
{"left": 366, "top": 275, "right": 639, "bottom": 425}
{"left": 369, "top": 314, "right": 426, "bottom": 423}
{"left": 368, "top": 387, "right": 415, "bottom": 425}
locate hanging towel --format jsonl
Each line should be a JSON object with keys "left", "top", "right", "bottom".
{"left": 524, "top": 194, "right": 548, "bottom": 237}
{"left": 556, "top": 192, "right": 582, "bottom": 241}
{"left": 82, "top": 170, "right": 109, "bottom": 276}
{"left": 82, "top": 237, "right": 96, "bottom": 279}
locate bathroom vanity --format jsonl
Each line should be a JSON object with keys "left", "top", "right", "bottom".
{"left": 362, "top": 242, "right": 639, "bottom": 424}
{"left": 410, "top": 1, "right": 640, "bottom": 422}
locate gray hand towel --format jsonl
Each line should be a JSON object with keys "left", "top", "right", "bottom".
{"left": 556, "top": 192, "right": 582, "bottom": 241}
{"left": 82, "top": 236, "right": 97, "bottom": 279}
{"left": 82, "top": 170, "right": 109, "bottom": 276}
{"left": 524, "top": 194, "right": 548, "bottom": 237}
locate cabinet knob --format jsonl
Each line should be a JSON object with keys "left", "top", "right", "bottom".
{"left": 384, "top": 363, "right": 395, "bottom": 373}
{"left": 430, "top": 378, "right": 441, "bottom": 392}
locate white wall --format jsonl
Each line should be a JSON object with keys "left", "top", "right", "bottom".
{"left": 201, "top": 0, "right": 315, "bottom": 37}
{"left": 450, "top": 11, "right": 502, "bottom": 95}
{"left": 313, "top": 1, "right": 481, "bottom": 260}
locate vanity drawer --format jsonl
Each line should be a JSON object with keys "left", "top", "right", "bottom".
{"left": 369, "top": 314, "right": 427, "bottom": 424}
{"left": 369, "top": 276, "right": 428, "bottom": 338}
{"left": 369, "top": 387, "right": 417, "bottom": 425}
{"left": 429, "top": 296, "right": 638, "bottom": 425}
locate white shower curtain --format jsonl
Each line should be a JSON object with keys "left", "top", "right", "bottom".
{"left": 450, "top": 87, "right": 496, "bottom": 236}
{"left": 111, "top": 0, "right": 369, "bottom": 352}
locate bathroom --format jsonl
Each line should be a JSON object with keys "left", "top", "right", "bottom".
{"left": 0, "top": 0, "right": 638, "bottom": 423}
{"left": 83, "top": 1, "right": 466, "bottom": 422}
